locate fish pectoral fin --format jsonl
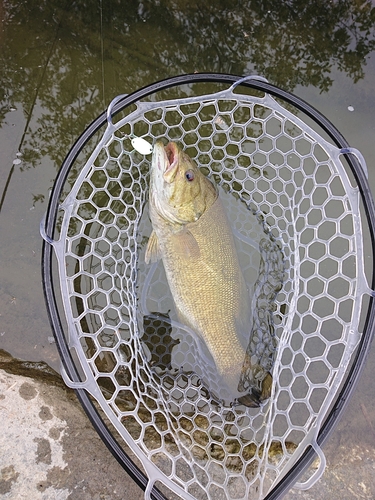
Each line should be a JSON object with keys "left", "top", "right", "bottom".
{"left": 145, "top": 231, "right": 161, "bottom": 264}
{"left": 171, "top": 229, "right": 200, "bottom": 259}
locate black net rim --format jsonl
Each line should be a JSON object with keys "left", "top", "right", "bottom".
{"left": 41, "top": 73, "right": 375, "bottom": 500}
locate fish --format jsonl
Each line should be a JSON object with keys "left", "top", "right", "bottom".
{"left": 145, "top": 141, "right": 272, "bottom": 406}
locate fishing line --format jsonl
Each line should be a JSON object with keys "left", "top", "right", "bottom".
{"left": 99, "top": 0, "right": 106, "bottom": 109}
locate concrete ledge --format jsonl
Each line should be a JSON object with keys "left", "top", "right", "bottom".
{"left": 0, "top": 350, "right": 144, "bottom": 500}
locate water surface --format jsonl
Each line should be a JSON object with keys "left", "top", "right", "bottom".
{"left": 1, "top": 0, "right": 375, "bottom": 497}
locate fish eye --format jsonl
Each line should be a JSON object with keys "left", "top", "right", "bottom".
{"left": 185, "top": 170, "right": 195, "bottom": 182}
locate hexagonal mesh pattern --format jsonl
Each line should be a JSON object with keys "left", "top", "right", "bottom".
{"left": 51, "top": 83, "right": 370, "bottom": 499}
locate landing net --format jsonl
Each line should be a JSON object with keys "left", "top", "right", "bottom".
{"left": 41, "top": 74, "right": 375, "bottom": 500}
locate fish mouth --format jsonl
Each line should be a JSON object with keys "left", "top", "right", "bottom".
{"left": 163, "top": 142, "right": 179, "bottom": 183}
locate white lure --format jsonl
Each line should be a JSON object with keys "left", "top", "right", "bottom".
{"left": 131, "top": 137, "right": 153, "bottom": 155}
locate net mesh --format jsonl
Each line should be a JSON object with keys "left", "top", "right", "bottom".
{"left": 51, "top": 82, "right": 370, "bottom": 499}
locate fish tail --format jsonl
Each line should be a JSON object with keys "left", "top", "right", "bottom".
{"left": 236, "top": 373, "right": 273, "bottom": 407}
{"left": 237, "top": 350, "right": 273, "bottom": 407}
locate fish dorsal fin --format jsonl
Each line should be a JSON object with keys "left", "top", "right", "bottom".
{"left": 171, "top": 229, "right": 200, "bottom": 259}
{"left": 145, "top": 230, "right": 161, "bottom": 264}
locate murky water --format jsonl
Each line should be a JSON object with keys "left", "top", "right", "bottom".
{"left": 1, "top": 0, "right": 375, "bottom": 497}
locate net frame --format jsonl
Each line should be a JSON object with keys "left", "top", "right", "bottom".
{"left": 41, "top": 73, "right": 375, "bottom": 500}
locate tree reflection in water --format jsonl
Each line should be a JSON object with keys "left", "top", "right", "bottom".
{"left": 0, "top": 0, "right": 374, "bottom": 205}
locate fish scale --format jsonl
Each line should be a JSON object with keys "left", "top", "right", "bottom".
{"left": 163, "top": 199, "right": 247, "bottom": 353}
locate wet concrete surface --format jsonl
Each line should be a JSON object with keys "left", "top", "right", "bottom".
{"left": 0, "top": 350, "right": 144, "bottom": 500}
{"left": 1, "top": 349, "right": 375, "bottom": 500}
